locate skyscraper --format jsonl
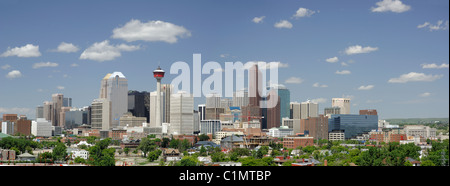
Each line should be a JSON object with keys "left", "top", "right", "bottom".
{"left": 198, "top": 104, "right": 206, "bottom": 121}
{"left": 149, "top": 91, "right": 165, "bottom": 128}
{"left": 91, "top": 98, "right": 111, "bottom": 130}
{"left": 276, "top": 85, "right": 290, "bottom": 122}
{"left": 51, "top": 93, "right": 63, "bottom": 127}
{"left": 300, "top": 100, "right": 318, "bottom": 119}
{"left": 206, "top": 93, "right": 221, "bottom": 108}
{"left": 128, "top": 90, "right": 150, "bottom": 122}
{"left": 248, "top": 64, "right": 262, "bottom": 107}
{"left": 99, "top": 72, "right": 128, "bottom": 128}
{"left": 232, "top": 90, "right": 249, "bottom": 107}
{"left": 332, "top": 98, "right": 351, "bottom": 114}
{"left": 170, "top": 91, "right": 194, "bottom": 135}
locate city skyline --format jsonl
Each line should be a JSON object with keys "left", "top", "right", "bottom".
{"left": 0, "top": 0, "right": 449, "bottom": 119}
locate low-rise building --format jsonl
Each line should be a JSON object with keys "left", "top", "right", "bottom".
{"left": 282, "top": 135, "right": 314, "bottom": 149}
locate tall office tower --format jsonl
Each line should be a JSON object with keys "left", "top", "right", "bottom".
{"left": 193, "top": 110, "right": 200, "bottom": 133}
{"left": 300, "top": 115, "right": 329, "bottom": 140}
{"left": 99, "top": 72, "right": 128, "bottom": 128}
{"left": 300, "top": 100, "right": 318, "bottom": 119}
{"left": 161, "top": 84, "right": 173, "bottom": 123}
{"left": 170, "top": 91, "right": 194, "bottom": 135}
{"left": 248, "top": 64, "right": 262, "bottom": 107}
{"left": 220, "top": 98, "right": 233, "bottom": 109}
{"left": 206, "top": 93, "right": 221, "bottom": 108}
{"left": 359, "top": 109, "right": 378, "bottom": 115}
{"left": 63, "top": 97, "right": 72, "bottom": 107}
{"left": 153, "top": 67, "right": 165, "bottom": 130}
{"left": 91, "top": 98, "right": 111, "bottom": 130}
{"left": 290, "top": 102, "right": 301, "bottom": 119}
{"left": 232, "top": 90, "right": 249, "bottom": 107}
{"left": 198, "top": 104, "right": 206, "bottom": 121}
{"left": 128, "top": 90, "right": 150, "bottom": 122}
{"left": 51, "top": 93, "right": 64, "bottom": 127}
{"left": 324, "top": 107, "right": 341, "bottom": 118}
{"left": 149, "top": 91, "right": 165, "bottom": 128}
{"left": 275, "top": 85, "right": 290, "bottom": 122}
{"left": 36, "top": 106, "right": 44, "bottom": 119}
{"left": 265, "top": 90, "right": 281, "bottom": 129}
{"left": 59, "top": 107, "right": 71, "bottom": 128}
{"left": 43, "top": 101, "right": 53, "bottom": 121}
{"left": 332, "top": 98, "right": 351, "bottom": 114}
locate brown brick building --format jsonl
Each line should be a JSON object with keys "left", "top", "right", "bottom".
{"left": 300, "top": 115, "right": 329, "bottom": 140}
{"left": 359, "top": 109, "right": 378, "bottom": 115}
{"left": 283, "top": 136, "right": 314, "bottom": 149}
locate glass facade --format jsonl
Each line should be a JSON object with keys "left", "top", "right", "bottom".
{"left": 328, "top": 114, "right": 378, "bottom": 139}
{"left": 278, "top": 88, "right": 290, "bottom": 123}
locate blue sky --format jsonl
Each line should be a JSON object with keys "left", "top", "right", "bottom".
{"left": 0, "top": 0, "right": 448, "bottom": 119}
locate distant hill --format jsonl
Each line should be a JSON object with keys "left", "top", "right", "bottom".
{"left": 385, "top": 118, "right": 449, "bottom": 125}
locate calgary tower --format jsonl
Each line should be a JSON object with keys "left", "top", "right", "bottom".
{"left": 153, "top": 66, "right": 165, "bottom": 127}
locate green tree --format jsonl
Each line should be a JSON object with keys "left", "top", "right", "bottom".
{"left": 198, "top": 134, "right": 210, "bottom": 141}
{"left": 138, "top": 137, "right": 156, "bottom": 157}
{"left": 176, "top": 156, "right": 200, "bottom": 166}
{"left": 87, "top": 138, "right": 115, "bottom": 166}
{"left": 52, "top": 143, "right": 68, "bottom": 162}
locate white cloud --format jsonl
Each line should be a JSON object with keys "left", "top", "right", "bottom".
{"left": 358, "top": 85, "right": 375, "bottom": 90}
{"left": 292, "top": 7, "right": 316, "bottom": 19}
{"left": 311, "top": 98, "right": 327, "bottom": 104}
{"left": 6, "top": 70, "right": 22, "bottom": 79}
{"left": 418, "top": 20, "right": 449, "bottom": 31}
{"left": 417, "top": 22, "right": 430, "bottom": 29}
{"left": 57, "top": 86, "right": 65, "bottom": 90}
{"left": 336, "top": 70, "right": 351, "bottom": 75}
{"left": 54, "top": 42, "right": 79, "bottom": 53}
{"left": 313, "top": 82, "right": 328, "bottom": 88}
{"left": 70, "top": 63, "right": 79, "bottom": 67}
{"left": 252, "top": 16, "right": 265, "bottom": 23}
{"left": 371, "top": 0, "right": 411, "bottom": 13}
{"left": 1, "top": 64, "right": 11, "bottom": 70}
{"left": 345, "top": 45, "right": 378, "bottom": 55}
{"left": 326, "top": 56, "right": 339, "bottom": 63}
{"left": 1, "top": 44, "right": 41, "bottom": 57}
{"left": 388, "top": 72, "right": 443, "bottom": 83}
{"left": 112, "top": 19, "right": 191, "bottom": 43}
{"left": 285, "top": 77, "right": 304, "bottom": 84}
{"left": 0, "top": 107, "right": 31, "bottom": 115}
{"left": 421, "top": 63, "right": 449, "bottom": 69}
{"left": 419, "top": 92, "right": 431, "bottom": 97}
{"left": 79, "top": 40, "right": 140, "bottom": 62}
{"left": 32, "top": 62, "right": 59, "bottom": 69}
{"left": 274, "top": 20, "right": 293, "bottom": 29}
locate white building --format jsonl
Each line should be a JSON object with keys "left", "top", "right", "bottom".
{"left": 200, "top": 120, "right": 221, "bottom": 135}
{"left": 329, "top": 130, "right": 345, "bottom": 141}
{"left": 268, "top": 126, "right": 293, "bottom": 138}
{"left": 31, "top": 118, "right": 52, "bottom": 137}
{"left": 71, "top": 149, "right": 89, "bottom": 160}
{"left": 300, "top": 100, "right": 318, "bottom": 119}
{"left": 149, "top": 91, "right": 165, "bottom": 128}
{"left": 91, "top": 98, "right": 111, "bottom": 130}
{"left": 243, "top": 119, "right": 261, "bottom": 129}
{"left": 403, "top": 125, "right": 437, "bottom": 139}
{"left": 206, "top": 93, "right": 221, "bottom": 108}
{"left": 282, "top": 118, "right": 301, "bottom": 134}
{"left": 99, "top": 72, "right": 128, "bottom": 129}
{"left": 233, "top": 90, "right": 249, "bottom": 107}
{"left": 332, "top": 98, "right": 351, "bottom": 114}
{"left": 1, "top": 121, "right": 14, "bottom": 135}
{"left": 169, "top": 91, "right": 194, "bottom": 135}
